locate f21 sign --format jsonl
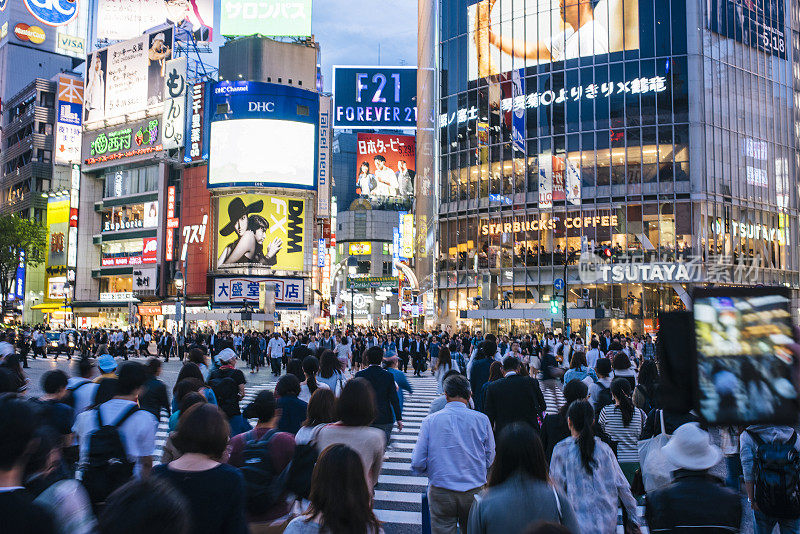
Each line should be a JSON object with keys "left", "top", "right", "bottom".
{"left": 333, "top": 66, "right": 417, "bottom": 130}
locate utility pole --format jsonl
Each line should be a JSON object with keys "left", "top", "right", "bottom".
{"left": 563, "top": 259, "right": 569, "bottom": 336}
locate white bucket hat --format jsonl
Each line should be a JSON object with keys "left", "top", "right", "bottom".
{"left": 661, "top": 423, "right": 722, "bottom": 471}
{"left": 216, "top": 348, "right": 237, "bottom": 363}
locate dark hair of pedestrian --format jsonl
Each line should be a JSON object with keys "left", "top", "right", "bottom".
{"left": 92, "top": 377, "right": 118, "bottom": 407}
{"left": 488, "top": 422, "right": 549, "bottom": 487}
{"left": 0, "top": 368, "right": 15, "bottom": 394}
{"left": 611, "top": 377, "right": 635, "bottom": 426}
{"left": 146, "top": 357, "right": 162, "bottom": 376}
{"left": 41, "top": 369, "right": 68, "bottom": 394}
{"left": 365, "top": 345, "right": 383, "bottom": 365}
{"left": 590, "top": 339, "right": 599, "bottom": 349}
{"left": 302, "top": 356, "right": 320, "bottom": 395}
{"left": 76, "top": 358, "right": 94, "bottom": 378}
{"left": 187, "top": 347, "right": 206, "bottom": 366}
{"left": 244, "top": 390, "right": 277, "bottom": 422}
{"left": 436, "top": 347, "right": 452, "bottom": 371}
{"left": 638, "top": 360, "right": 659, "bottom": 390}
{"left": 443, "top": 374, "right": 471, "bottom": 400}
{"left": 304, "top": 388, "right": 336, "bottom": 427}
{"left": 276, "top": 374, "right": 301, "bottom": 397}
{"left": 485, "top": 333, "right": 497, "bottom": 343}
{"left": 479, "top": 340, "right": 497, "bottom": 359}
{"left": 173, "top": 378, "right": 204, "bottom": 404}
{"left": 23, "top": 425, "right": 59, "bottom": 479}
{"left": 305, "top": 444, "right": 381, "bottom": 534}
{"left": 502, "top": 355, "right": 520, "bottom": 372}
{"left": 98, "top": 478, "right": 190, "bottom": 534}
{"left": 176, "top": 362, "right": 204, "bottom": 386}
{"left": 595, "top": 357, "right": 612, "bottom": 377}
{"left": 523, "top": 521, "right": 572, "bottom": 534}
{"left": 172, "top": 403, "right": 229, "bottom": 461}
{"left": 488, "top": 361, "right": 503, "bottom": 382}
{"left": 336, "top": 377, "right": 376, "bottom": 426}
{"left": 178, "top": 392, "right": 206, "bottom": 418}
{"left": 287, "top": 359, "right": 305, "bottom": 382}
{"left": 0, "top": 395, "right": 38, "bottom": 470}
{"left": 569, "top": 351, "right": 587, "bottom": 369}
{"left": 612, "top": 353, "right": 631, "bottom": 370}
{"left": 442, "top": 369, "right": 461, "bottom": 382}
{"left": 318, "top": 350, "right": 341, "bottom": 379}
{"left": 567, "top": 400, "right": 596, "bottom": 475}
{"left": 560, "top": 379, "right": 589, "bottom": 417}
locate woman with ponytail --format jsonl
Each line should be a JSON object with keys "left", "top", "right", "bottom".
{"left": 299, "top": 356, "right": 330, "bottom": 403}
{"left": 598, "top": 378, "right": 646, "bottom": 484}
{"left": 550, "top": 400, "right": 639, "bottom": 533}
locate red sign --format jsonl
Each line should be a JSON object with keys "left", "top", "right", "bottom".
{"left": 355, "top": 133, "right": 416, "bottom": 200}
{"left": 137, "top": 304, "right": 162, "bottom": 316}
{"left": 165, "top": 230, "right": 174, "bottom": 261}
{"left": 69, "top": 208, "right": 78, "bottom": 227}
{"left": 101, "top": 256, "right": 143, "bottom": 267}
{"left": 142, "top": 237, "right": 158, "bottom": 264}
{"left": 166, "top": 218, "right": 179, "bottom": 229}
{"left": 181, "top": 165, "right": 211, "bottom": 294}
{"left": 167, "top": 186, "right": 176, "bottom": 218}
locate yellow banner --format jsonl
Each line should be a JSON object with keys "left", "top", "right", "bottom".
{"left": 217, "top": 194, "right": 305, "bottom": 271}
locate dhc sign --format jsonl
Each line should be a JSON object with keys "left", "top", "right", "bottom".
{"left": 248, "top": 101, "right": 275, "bottom": 113}
{"left": 24, "top": 0, "right": 78, "bottom": 26}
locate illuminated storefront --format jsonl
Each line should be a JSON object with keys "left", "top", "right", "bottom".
{"left": 427, "top": 0, "right": 800, "bottom": 331}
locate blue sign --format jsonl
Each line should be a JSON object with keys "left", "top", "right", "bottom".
{"left": 0, "top": 0, "right": 7, "bottom": 12}
{"left": 317, "top": 239, "right": 325, "bottom": 268}
{"left": 211, "top": 81, "right": 319, "bottom": 123}
{"left": 489, "top": 194, "right": 512, "bottom": 205}
{"left": 24, "top": 0, "right": 78, "bottom": 26}
{"left": 333, "top": 66, "right": 417, "bottom": 130}
{"left": 14, "top": 252, "right": 25, "bottom": 301}
{"left": 57, "top": 101, "right": 81, "bottom": 125}
{"left": 554, "top": 278, "right": 565, "bottom": 292}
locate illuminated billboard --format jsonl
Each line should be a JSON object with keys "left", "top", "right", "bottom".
{"left": 82, "top": 116, "right": 162, "bottom": 169}
{"left": 708, "top": 0, "right": 786, "bottom": 59}
{"left": 220, "top": 0, "right": 311, "bottom": 37}
{"left": 356, "top": 133, "right": 415, "bottom": 204}
{"left": 84, "top": 27, "right": 174, "bottom": 124}
{"left": 2, "top": 0, "right": 87, "bottom": 58}
{"left": 97, "top": 0, "right": 213, "bottom": 42}
{"left": 55, "top": 75, "right": 83, "bottom": 164}
{"left": 209, "top": 81, "right": 318, "bottom": 189}
{"left": 468, "top": 0, "right": 639, "bottom": 80}
{"left": 333, "top": 66, "right": 417, "bottom": 129}
{"left": 217, "top": 194, "right": 306, "bottom": 272}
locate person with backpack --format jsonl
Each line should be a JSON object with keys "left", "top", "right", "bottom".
{"left": 645, "top": 423, "right": 741, "bottom": 532}
{"left": 32, "top": 371, "right": 75, "bottom": 451}
{"left": 208, "top": 349, "right": 249, "bottom": 436}
{"left": 154, "top": 403, "right": 247, "bottom": 534}
{"left": 138, "top": 358, "right": 171, "bottom": 421}
{"left": 226, "top": 390, "right": 296, "bottom": 531}
{"left": 588, "top": 357, "right": 614, "bottom": 416}
{"left": 73, "top": 362, "right": 158, "bottom": 506}
{"left": 740, "top": 424, "right": 800, "bottom": 534}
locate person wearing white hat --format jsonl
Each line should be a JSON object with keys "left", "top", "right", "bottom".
{"left": 645, "top": 423, "right": 741, "bottom": 532}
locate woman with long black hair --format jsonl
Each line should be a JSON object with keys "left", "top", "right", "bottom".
{"left": 598, "top": 378, "right": 646, "bottom": 484}
{"left": 550, "top": 400, "right": 639, "bottom": 534}
{"left": 299, "top": 356, "right": 330, "bottom": 403}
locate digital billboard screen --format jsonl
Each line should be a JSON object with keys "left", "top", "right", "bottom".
{"left": 97, "top": 0, "right": 213, "bottom": 42}
{"left": 209, "top": 81, "right": 318, "bottom": 189}
{"left": 468, "top": 0, "right": 640, "bottom": 80}
{"left": 221, "top": 0, "right": 311, "bottom": 37}
{"left": 356, "top": 133, "right": 415, "bottom": 204}
{"left": 333, "top": 66, "right": 417, "bottom": 129}
{"left": 708, "top": 0, "right": 786, "bottom": 59}
{"left": 216, "top": 194, "right": 306, "bottom": 272}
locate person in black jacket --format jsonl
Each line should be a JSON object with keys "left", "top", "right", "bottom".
{"left": 540, "top": 378, "right": 588, "bottom": 461}
{"left": 138, "top": 358, "right": 171, "bottom": 421}
{"left": 470, "top": 341, "right": 495, "bottom": 413}
{"left": 275, "top": 374, "right": 307, "bottom": 435}
{"left": 646, "top": 422, "right": 741, "bottom": 532}
{"left": 355, "top": 346, "right": 402, "bottom": 445}
{"left": 483, "top": 356, "right": 546, "bottom": 436}
{"left": 410, "top": 334, "right": 427, "bottom": 376}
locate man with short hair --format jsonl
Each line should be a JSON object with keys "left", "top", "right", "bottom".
{"left": 267, "top": 332, "right": 286, "bottom": 376}
{"left": 588, "top": 357, "right": 614, "bottom": 414}
{"left": 74, "top": 361, "right": 158, "bottom": 479}
{"left": 67, "top": 358, "right": 99, "bottom": 415}
{"left": 483, "top": 356, "right": 545, "bottom": 436}
{"left": 585, "top": 338, "right": 602, "bottom": 369}
{"left": 411, "top": 374, "right": 495, "bottom": 534}
{"left": 138, "top": 358, "right": 170, "bottom": 421}
{"left": 34, "top": 370, "right": 75, "bottom": 448}
{"left": 356, "top": 346, "right": 403, "bottom": 445}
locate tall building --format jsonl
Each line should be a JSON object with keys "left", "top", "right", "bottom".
{"left": 421, "top": 0, "right": 799, "bottom": 332}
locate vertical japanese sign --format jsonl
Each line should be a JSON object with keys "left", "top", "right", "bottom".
{"left": 187, "top": 82, "right": 206, "bottom": 162}
{"left": 15, "top": 252, "right": 25, "bottom": 302}
{"left": 317, "top": 95, "right": 331, "bottom": 217}
{"left": 162, "top": 56, "right": 187, "bottom": 150}
{"left": 55, "top": 75, "right": 83, "bottom": 164}
{"left": 166, "top": 185, "right": 177, "bottom": 261}
{"left": 67, "top": 164, "right": 80, "bottom": 269}
{"left": 392, "top": 227, "right": 400, "bottom": 276}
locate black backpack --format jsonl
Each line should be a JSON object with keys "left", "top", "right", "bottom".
{"left": 285, "top": 433, "right": 322, "bottom": 500}
{"left": 595, "top": 383, "right": 614, "bottom": 415}
{"left": 746, "top": 430, "right": 800, "bottom": 519}
{"left": 81, "top": 405, "right": 139, "bottom": 505}
{"left": 65, "top": 380, "right": 92, "bottom": 409}
{"left": 239, "top": 430, "right": 288, "bottom": 515}
{"left": 208, "top": 375, "right": 239, "bottom": 418}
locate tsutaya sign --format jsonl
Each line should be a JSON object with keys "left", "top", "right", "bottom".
{"left": 482, "top": 214, "right": 618, "bottom": 235}
{"left": 713, "top": 219, "right": 788, "bottom": 244}
{"left": 580, "top": 261, "right": 702, "bottom": 284}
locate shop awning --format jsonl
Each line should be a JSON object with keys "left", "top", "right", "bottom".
{"left": 31, "top": 303, "right": 69, "bottom": 311}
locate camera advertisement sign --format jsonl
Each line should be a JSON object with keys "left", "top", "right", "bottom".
{"left": 214, "top": 276, "right": 305, "bottom": 305}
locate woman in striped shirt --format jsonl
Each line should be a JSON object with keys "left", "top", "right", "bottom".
{"left": 598, "top": 378, "right": 646, "bottom": 485}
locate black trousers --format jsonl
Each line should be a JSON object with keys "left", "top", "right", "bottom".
{"left": 399, "top": 352, "right": 409, "bottom": 372}
{"left": 412, "top": 356, "right": 425, "bottom": 375}
{"left": 271, "top": 356, "right": 282, "bottom": 375}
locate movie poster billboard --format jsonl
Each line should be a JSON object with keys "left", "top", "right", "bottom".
{"left": 468, "top": 0, "right": 639, "bottom": 80}
{"left": 355, "top": 133, "right": 415, "bottom": 203}
{"left": 55, "top": 75, "right": 83, "bottom": 164}
{"left": 216, "top": 194, "right": 306, "bottom": 272}
{"left": 84, "top": 27, "right": 174, "bottom": 124}
{"left": 538, "top": 153, "right": 581, "bottom": 208}
{"left": 97, "top": 0, "right": 213, "bottom": 42}
{"left": 707, "top": 0, "right": 786, "bottom": 59}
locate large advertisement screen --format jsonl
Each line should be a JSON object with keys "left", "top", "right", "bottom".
{"left": 333, "top": 66, "right": 417, "bottom": 129}
{"left": 355, "top": 133, "right": 415, "bottom": 204}
{"left": 3, "top": 0, "right": 87, "bottom": 58}
{"left": 708, "top": 0, "right": 786, "bottom": 58}
{"left": 209, "top": 81, "right": 318, "bottom": 188}
{"left": 220, "top": 0, "right": 311, "bottom": 37}
{"left": 468, "top": 0, "right": 639, "bottom": 80}
{"left": 97, "top": 0, "right": 213, "bottom": 42}
{"left": 84, "top": 27, "right": 174, "bottom": 124}
{"left": 216, "top": 194, "right": 306, "bottom": 272}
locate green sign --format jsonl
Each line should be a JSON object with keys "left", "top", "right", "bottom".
{"left": 90, "top": 119, "right": 159, "bottom": 156}
{"left": 220, "top": 0, "right": 312, "bottom": 37}
{"left": 346, "top": 276, "right": 399, "bottom": 290}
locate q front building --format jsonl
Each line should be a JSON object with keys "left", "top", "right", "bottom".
{"left": 426, "top": 0, "right": 800, "bottom": 332}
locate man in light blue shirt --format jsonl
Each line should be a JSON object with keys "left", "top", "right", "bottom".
{"left": 411, "top": 374, "right": 495, "bottom": 534}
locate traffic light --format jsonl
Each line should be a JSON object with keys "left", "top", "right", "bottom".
{"left": 550, "top": 299, "right": 560, "bottom": 314}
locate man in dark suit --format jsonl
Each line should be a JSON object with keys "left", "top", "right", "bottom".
{"left": 484, "top": 355, "right": 546, "bottom": 436}
{"left": 397, "top": 333, "right": 410, "bottom": 372}
{"left": 470, "top": 340, "right": 495, "bottom": 413}
{"left": 410, "top": 334, "right": 427, "bottom": 376}
{"left": 355, "top": 345, "right": 403, "bottom": 446}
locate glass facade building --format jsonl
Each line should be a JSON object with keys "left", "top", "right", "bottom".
{"left": 426, "top": 0, "right": 800, "bottom": 332}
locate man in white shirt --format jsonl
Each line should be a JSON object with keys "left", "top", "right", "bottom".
{"left": 267, "top": 333, "right": 286, "bottom": 376}
{"left": 411, "top": 374, "right": 495, "bottom": 533}
{"left": 585, "top": 338, "right": 602, "bottom": 369}
{"left": 372, "top": 155, "right": 399, "bottom": 197}
{"left": 67, "top": 358, "right": 100, "bottom": 415}
{"left": 73, "top": 361, "right": 158, "bottom": 479}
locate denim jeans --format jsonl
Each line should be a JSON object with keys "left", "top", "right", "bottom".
{"left": 372, "top": 423, "right": 393, "bottom": 448}
{"left": 753, "top": 510, "right": 800, "bottom": 534}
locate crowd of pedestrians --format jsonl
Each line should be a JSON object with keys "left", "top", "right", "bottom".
{"left": 0, "top": 325, "right": 797, "bottom": 534}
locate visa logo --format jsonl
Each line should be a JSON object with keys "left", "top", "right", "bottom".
{"left": 57, "top": 33, "right": 85, "bottom": 55}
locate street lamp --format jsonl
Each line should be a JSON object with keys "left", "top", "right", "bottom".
{"left": 174, "top": 269, "right": 185, "bottom": 344}
{"left": 62, "top": 280, "right": 72, "bottom": 328}
{"left": 347, "top": 256, "right": 358, "bottom": 328}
